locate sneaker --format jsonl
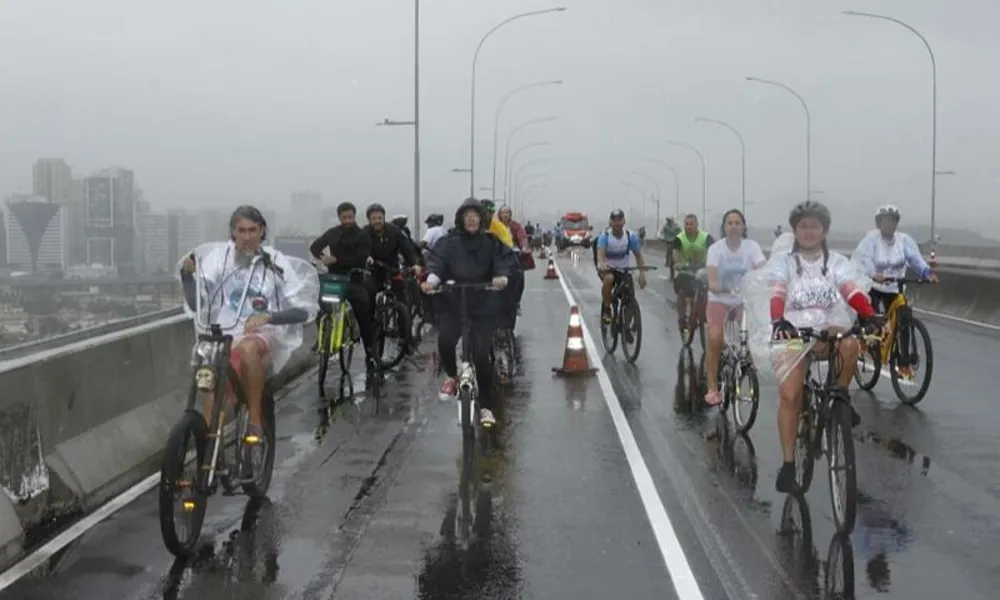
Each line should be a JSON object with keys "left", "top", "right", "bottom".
{"left": 601, "top": 305, "right": 613, "bottom": 324}
{"left": 439, "top": 377, "right": 458, "bottom": 401}
{"left": 480, "top": 408, "right": 496, "bottom": 428}
{"left": 775, "top": 462, "right": 799, "bottom": 494}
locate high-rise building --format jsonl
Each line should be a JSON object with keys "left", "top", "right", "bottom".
{"left": 0, "top": 211, "right": 7, "bottom": 266}
{"left": 4, "top": 194, "right": 66, "bottom": 272}
{"left": 289, "top": 191, "right": 322, "bottom": 235}
{"left": 83, "top": 167, "right": 136, "bottom": 274}
{"left": 32, "top": 158, "right": 78, "bottom": 266}
{"left": 137, "top": 212, "right": 170, "bottom": 273}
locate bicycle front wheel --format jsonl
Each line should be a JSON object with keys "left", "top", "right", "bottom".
{"left": 853, "top": 338, "right": 881, "bottom": 391}
{"left": 620, "top": 297, "right": 643, "bottom": 364}
{"left": 340, "top": 310, "right": 358, "bottom": 374}
{"left": 600, "top": 302, "right": 619, "bottom": 354}
{"left": 158, "top": 410, "right": 208, "bottom": 557}
{"left": 732, "top": 364, "right": 760, "bottom": 434}
{"left": 375, "top": 301, "right": 411, "bottom": 370}
{"left": 826, "top": 400, "right": 858, "bottom": 534}
{"left": 890, "top": 316, "right": 933, "bottom": 405}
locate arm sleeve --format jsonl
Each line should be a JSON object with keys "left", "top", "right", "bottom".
{"left": 768, "top": 255, "right": 790, "bottom": 320}
{"left": 706, "top": 242, "right": 720, "bottom": 268}
{"left": 492, "top": 239, "right": 518, "bottom": 278}
{"left": 596, "top": 232, "right": 608, "bottom": 250}
{"left": 310, "top": 228, "right": 335, "bottom": 259}
{"left": 398, "top": 230, "right": 418, "bottom": 266}
{"left": 901, "top": 234, "right": 932, "bottom": 277}
{"left": 425, "top": 236, "right": 448, "bottom": 285}
{"left": 852, "top": 233, "right": 877, "bottom": 276}
{"left": 831, "top": 254, "right": 870, "bottom": 307}
{"left": 337, "top": 230, "right": 371, "bottom": 269}
{"left": 512, "top": 222, "right": 528, "bottom": 248}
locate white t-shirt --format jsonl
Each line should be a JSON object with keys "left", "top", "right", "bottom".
{"left": 770, "top": 250, "right": 861, "bottom": 330}
{"left": 422, "top": 225, "right": 445, "bottom": 249}
{"left": 706, "top": 239, "right": 766, "bottom": 306}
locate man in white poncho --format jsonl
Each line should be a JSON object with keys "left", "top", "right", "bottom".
{"left": 741, "top": 200, "right": 883, "bottom": 494}
{"left": 179, "top": 206, "right": 318, "bottom": 455}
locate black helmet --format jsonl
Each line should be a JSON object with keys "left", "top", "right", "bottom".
{"left": 391, "top": 214, "right": 408, "bottom": 227}
{"left": 788, "top": 200, "right": 831, "bottom": 231}
{"left": 366, "top": 203, "right": 386, "bottom": 218}
{"left": 425, "top": 213, "right": 444, "bottom": 226}
{"left": 609, "top": 208, "right": 625, "bottom": 220}
{"left": 481, "top": 198, "right": 497, "bottom": 214}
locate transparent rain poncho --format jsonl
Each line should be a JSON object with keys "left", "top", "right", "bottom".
{"left": 742, "top": 233, "right": 873, "bottom": 383}
{"left": 176, "top": 241, "right": 320, "bottom": 374}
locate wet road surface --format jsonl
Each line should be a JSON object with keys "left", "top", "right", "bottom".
{"left": 4, "top": 250, "right": 998, "bottom": 599}
{"left": 558, "top": 249, "right": 1000, "bottom": 599}
{"left": 1, "top": 278, "right": 678, "bottom": 599}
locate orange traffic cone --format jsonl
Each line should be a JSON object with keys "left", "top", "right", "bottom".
{"left": 553, "top": 306, "right": 598, "bottom": 376}
{"left": 544, "top": 258, "right": 558, "bottom": 280}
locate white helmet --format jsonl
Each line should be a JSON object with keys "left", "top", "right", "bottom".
{"left": 874, "top": 204, "right": 901, "bottom": 221}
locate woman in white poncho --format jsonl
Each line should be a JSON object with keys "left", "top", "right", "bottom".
{"left": 742, "top": 200, "right": 882, "bottom": 494}
{"left": 178, "top": 206, "right": 318, "bottom": 456}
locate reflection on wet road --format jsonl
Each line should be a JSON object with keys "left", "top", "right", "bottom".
{"left": 3, "top": 251, "right": 999, "bottom": 599}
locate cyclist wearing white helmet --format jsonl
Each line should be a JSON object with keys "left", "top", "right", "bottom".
{"left": 852, "top": 204, "right": 937, "bottom": 379}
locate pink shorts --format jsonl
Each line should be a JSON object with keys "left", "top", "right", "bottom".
{"left": 706, "top": 301, "right": 743, "bottom": 329}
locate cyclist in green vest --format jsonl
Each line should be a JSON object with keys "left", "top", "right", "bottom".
{"left": 671, "top": 214, "right": 714, "bottom": 331}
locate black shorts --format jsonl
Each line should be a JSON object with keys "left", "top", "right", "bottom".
{"left": 673, "top": 271, "right": 701, "bottom": 297}
{"left": 869, "top": 288, "right": 899, "bottom": 314}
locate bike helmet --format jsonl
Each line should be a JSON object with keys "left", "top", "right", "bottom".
{"left": 609, "top": 208, "right": 625, "bottom": 220}
{"left": 391, "top": 214, "right": 408, "bottom": 227}
{"left": 788, "top": 199, "right": 831, "bottom": 231}
{"left": 365, "top": 203, "right": 386, "bottom": 217}
{"left": 874, "top": 204, "right": 901, "bottom": 221}
{"left": 480, "top": 199, "right": 497, "bottom": 214}
{"left": 425, "top": 213, "right": 444, "bottom": 226}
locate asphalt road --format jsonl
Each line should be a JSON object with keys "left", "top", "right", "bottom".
{"left": 2, "top": 250, "right": 998, "bottom": 599}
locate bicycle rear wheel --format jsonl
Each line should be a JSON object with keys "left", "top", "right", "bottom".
{"left": 620, "top": 297, "right": 643, "bottom": 364}
{"left": 890, "top": 316, "right": 933, "bottom": 405}
{"left": 339, "top": 310, "right": 358, "bottom": 375}
{"left": 375, "top": 300, "right": 411, "bottom": 370}
{"left": 158, "top": 410, "right": 208, "bottom": 557}
{"left": 826, "top": 400, "right": 858, "bottom": 533}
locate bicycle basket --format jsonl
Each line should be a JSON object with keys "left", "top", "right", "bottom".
{"left": 319, "top": 274, "right": 351, "bottom": 300}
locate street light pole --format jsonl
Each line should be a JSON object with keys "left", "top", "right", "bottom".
{"left": 842, "top": 10, "right": 938, "bottom": 248}
{"left": 665, "top": 140, "right": 708, "bottom": 224}
{"left": 468, "top": 7, "right": 567, "bottom": 197}
{"left": 642, "top": 158, "right": 680, "bottom": 221}
{"left": 746, "top": 76, "right": 811, "bottom": 202}
{"left": 631, "top": 170, "right": 661, "bottom": 230}
{"left": 509, "top": 158, "right": 550, "bottom": 210}
{"left": 502, "top": 117, "right": 556, "bottom": 200}
{"left": 413, "top": 0, "right": 421, "bottom": 236}
{"left": 505, "top": 141, "right": 549, "bottom": 200}
{"left": 491, "top": 79, "right": 562, "bottom": 199}
{"left": 514, "top": 172, "right": 548, "bottom": 207}
{"left": 695, "top": 117, "right": 746, "bottom": 217}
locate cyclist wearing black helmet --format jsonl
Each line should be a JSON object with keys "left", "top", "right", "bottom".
{"left": 764, "top": 199, "right": 882, "bottom": 494}
{"left": 390, "top": 214, "right": 412, "bottom": 242}
{"left": 421, "top": 213, "right": 446, "bottom": 250}
{"left": 364, "top": 203, "right": 419, "bottom": 302}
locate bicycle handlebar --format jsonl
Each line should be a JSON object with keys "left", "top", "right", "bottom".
{"left": 607, "top": 265, "right": 658, "bottom": 272}
{"left": 794, "top": 324, "right": 865, "bottom": 342}
{"left": 423, "top": 280, "right": 502, "bottom": 295}
{"left": 878, "top": 277, "right": 935, "bottom": 284}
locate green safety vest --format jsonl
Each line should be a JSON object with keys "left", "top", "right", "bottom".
{"left": 675, "top": 231, "right": 708, "bottom": 267}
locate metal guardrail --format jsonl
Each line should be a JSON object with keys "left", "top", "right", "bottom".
{"left": 0, "top": 306, "right": 184, "bottom": 361}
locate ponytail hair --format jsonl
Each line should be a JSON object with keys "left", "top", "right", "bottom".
{"left": 792, "top": 238, "right": 829, "bottom": 276}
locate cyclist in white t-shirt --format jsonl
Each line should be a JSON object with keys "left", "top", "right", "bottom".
{"left": 421, "top": 213, "right": 446, "bottom": 250}
{"left": 704, "top": 209, "right": 766, "bottom": 406}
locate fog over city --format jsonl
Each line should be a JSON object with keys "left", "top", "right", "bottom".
{"left": 2, "top": 0, "right": 1000, "bottom": 239}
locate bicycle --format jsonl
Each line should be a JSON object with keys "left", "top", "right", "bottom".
{"left": 370, "top": 260, "right": 413, "bottom": 371}
{"left": 159, "top": 252, "right": 277, "bottom": 557}
{"left": 781, "top": 324, "right": 870, "bottom": 534}
{"left": 425, "top": 280, "right": 501, "bottom": 451}
{"left": 599, "top": 266, "right": 657, "bottom": 363}
{"left": 315, "top": 267, "right": 368, "bottom": 399}
{"left": 708, "top": 304, "right": 760, "bottom": 433}
{"left": 853, "top": 277, "right": 935, "bottom": 405}
{"left": 675, "top": 267, "right": 707, "bottom": 350}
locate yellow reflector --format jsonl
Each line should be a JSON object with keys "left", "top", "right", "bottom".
{"left": 245, "top": 435, "right": 260, "bottom": 444}
{"left": 182, "top": 500, "right": 196, "bottom": 512}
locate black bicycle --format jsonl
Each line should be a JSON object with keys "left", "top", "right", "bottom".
{"left": 600, "top": 266, "right": 656, "bottom": 363}
{"left": 711, "top": 304, "right": 760, "bottom": 433}
{"left": 159, "top": 250, "right": 277, "bottom": 557}
{"left": 786, "top": 325, "right": 869, "bottom": 534}
{"left": 426, "top": 281, "right": 501, "bottom": 450}
{"left": 370, "top": 260, "right": 413, "bottom": 371}
{"left": 676, "top": 267, "right": 707, "bottom": 350}
{"left": 853, "top": 277, "right": 935, "bottom": 405}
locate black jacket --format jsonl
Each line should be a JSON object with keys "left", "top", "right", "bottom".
{"left": 364, "top": 223, "right": 418, "bottom": 268}
{"left": 427, "top": 198, "right": 517, "bottom": 316}
{"left": 310, "top": 225, "right": 371, "bottom": 276}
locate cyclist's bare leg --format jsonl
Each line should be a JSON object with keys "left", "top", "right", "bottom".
{"left": 600, "top": 273, "right": 614, "bottom": 307}
{"left": 234, "top": 337, "right": 269, "bottom": 428}
{"left": 705, "top": 324, "right": 724, "bottom": 393}
{"left": 778, "top": 360, "right": 808, "bottom": 463}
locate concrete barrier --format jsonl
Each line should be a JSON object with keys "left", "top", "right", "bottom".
{"left": 0, "top": 317, "right": 317, "bottom": 567}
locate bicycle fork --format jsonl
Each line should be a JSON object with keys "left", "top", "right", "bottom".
{"left": 457, "top": 361, "right": 477, "bottom": 426}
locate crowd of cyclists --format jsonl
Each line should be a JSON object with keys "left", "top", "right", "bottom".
{"left": 181, "top": 195, "right": 938, "bottom": 501}
{"left": 589, "top": 200, "right": 938, "bottom": 495}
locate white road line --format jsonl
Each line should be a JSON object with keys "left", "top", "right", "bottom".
{"left": 0, "top": 472, "right": 160, "bottom": 590}
{"left": 913, "top": 307, "right": 1000, "bottom": 331}
{"left": 552, "top": 261, "right": 705, "bottom": 600}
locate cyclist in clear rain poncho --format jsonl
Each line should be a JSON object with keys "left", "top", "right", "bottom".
{"left": 741, "top": 200, "right": 882, "bottom": 494}
{"left": 178, "top": 205, "right": 319, "bottom": 456}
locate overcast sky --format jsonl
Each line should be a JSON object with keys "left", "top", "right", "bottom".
{"left": 1, "top": 0, "right": 998, "bottom": 237}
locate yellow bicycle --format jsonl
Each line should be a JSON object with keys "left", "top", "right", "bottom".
{"left": 854, "top": 277, "right": 935, "bottom": 405}
{"left": 316, "top": 268, "right": 366, "bottom": 398}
